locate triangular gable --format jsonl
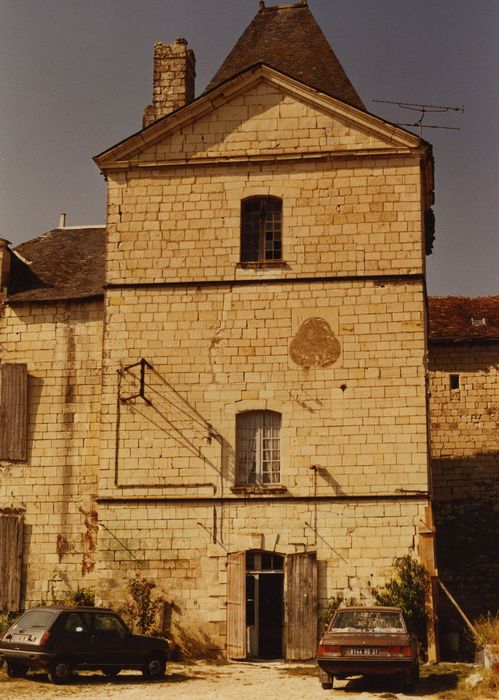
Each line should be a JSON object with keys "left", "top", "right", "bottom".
{"left": 95, "top": 65, "right": 425, "bottom": 171}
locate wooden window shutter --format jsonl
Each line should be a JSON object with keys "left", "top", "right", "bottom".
{"left": 226, "top": 551, "right": 246, "bottom": 659}
{"left": 0, "top": 363, "right": 28, "bottom": 461}
{"left": 0, "top": 512, "right": 24, "bottom": 610}
{"left": 285, "top": 551, "right": 317, "bottom": 660}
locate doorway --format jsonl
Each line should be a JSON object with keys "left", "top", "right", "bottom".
{"left": 246, "top": 551, "right": 284, "bottom": 659}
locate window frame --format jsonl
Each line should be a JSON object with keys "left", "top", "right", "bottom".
{"left": 240, "top": 196, "right": 283, "bottom": 265}
{"left": 236, "top": 410, "right": 281, "bottom": 486}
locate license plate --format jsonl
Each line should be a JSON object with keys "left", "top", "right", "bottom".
{"left": 13, "top": 634, "right": 31, "bottom": 642}
{"left": 347, "top": 647, "right": 380, "bottom": 656}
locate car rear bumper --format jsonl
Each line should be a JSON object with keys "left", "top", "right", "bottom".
{"left": 317, "top": 656, "right": 414, "bottom": 677}
{"left": 0, "top": 648, "right": 56, "bottom": 668}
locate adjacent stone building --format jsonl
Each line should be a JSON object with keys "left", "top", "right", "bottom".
{"left": 428, "top": 296, "right": 499, "bottom": 656}
{"left": 2, "top": 1, "right": 493, "bottom": 660}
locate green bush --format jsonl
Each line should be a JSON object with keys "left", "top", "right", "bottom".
{"left": 319, "top": 593, "right": 359, "bottom": 630}
{"left": 119, "top": 573, "right": 166, "bottom": 635}
{"left": 373, "top": 554, "right": 430, "bottom": 656}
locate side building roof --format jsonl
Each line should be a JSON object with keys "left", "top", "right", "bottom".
{"left": 428, "top": 296, "right": 499, "bottom": 342}
{"left": 7, "top": 227, "right": 105, "bottom": 303}
{"left": 204, "top": 2, "right": 365, "bottom": 110}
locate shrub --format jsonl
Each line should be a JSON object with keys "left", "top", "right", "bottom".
{"left": 473, "top": 612, "right": 499, "bottom": 652}
{"left": 319, "top": 593, "right": 359, "bottom": 630}
{"left": 119, "top": 573, "right": 166, "bottom": 635}
{"left": 373, "top": 554, "right": 430, "bottom": 656}
{"left": 43, "top": 581, "right": 95, "bottom": 607}
{"left": 0, "top": 611, "right": 18, "bottom": 636}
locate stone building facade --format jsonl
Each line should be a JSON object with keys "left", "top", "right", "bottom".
{"left": 428, "top": 297, "right": 499, "bottom": 656}
{"left": 4, "top": 1, "right": 493, "bottom": 660}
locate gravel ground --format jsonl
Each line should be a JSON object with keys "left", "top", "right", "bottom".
{"left": 0, "top": 660, "right": 482, "bottom": 699}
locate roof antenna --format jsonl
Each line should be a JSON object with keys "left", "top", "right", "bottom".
{"left": 373, "top": 99, "right": 464, "bottom": 137}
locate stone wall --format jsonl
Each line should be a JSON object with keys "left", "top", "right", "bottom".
{"left": 0, "top": 300, "right": 102, "bottom": 604}
{"left": 97, "top": 499, "right": 428, "bottom": 654}
{"left": 97, "top": 82, "right": 431, "bottom": 652}
{"left": 429, "top": 342, "right": 499, "bottom": 655}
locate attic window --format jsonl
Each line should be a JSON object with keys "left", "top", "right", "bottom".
{"left": 471, "top": 317, "right": 487, "bottom": 327}
{"left": 449, "top": 374, "right": 460, "bottom": 391}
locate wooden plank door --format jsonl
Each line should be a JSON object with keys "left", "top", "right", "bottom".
{"left": 0, "top": 513, "right": 24, "bottom": 610}
{"left": 227, "top": 551, "right": 246, "bottom": 659}
{"left": 285, "top": 551, "right": 317, "bottom": 660}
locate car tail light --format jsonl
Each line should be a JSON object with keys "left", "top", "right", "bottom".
{"left": 317, "top": 644, "right": 341, "bottom": 656}
{"left": 39, "top": 631, "right": 51, "bottom": 647}
{"left": 386, "top": 645, "right": 412, "bottom": 657}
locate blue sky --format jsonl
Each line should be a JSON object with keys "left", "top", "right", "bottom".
{"left": 1, "top": 0, "right": 498, "bottom": 295}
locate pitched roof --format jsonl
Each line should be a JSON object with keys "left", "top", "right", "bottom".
{"left": 7, "top": 227, "right": 105, "bottom": 303}
{"left": 428, "top": 296, "right": 499, "bottom": 342}
{"left": 204, "top": 2, "right": 365, "bottom": 110}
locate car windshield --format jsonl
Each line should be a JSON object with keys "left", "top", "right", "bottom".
{"left": 331, "top": 610, "right": 404, "bottom": 633}
{"left": 11, "top": 609, "right": 58, "bottom": 630}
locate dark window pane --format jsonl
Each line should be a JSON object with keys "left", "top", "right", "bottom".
{"left": 241, "top": 197, "right": 282, "bottom": 262}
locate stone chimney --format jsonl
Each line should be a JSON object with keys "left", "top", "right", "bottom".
{"left": 143, "top": 38, "right": 196, "bottom": 127}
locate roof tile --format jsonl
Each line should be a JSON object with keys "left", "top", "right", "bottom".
{"left": 7, "top": 227, "right": 105, "bottom": 303}
{"left": 428, "top": 296, "right": 499, "bottom": 341}
{"left": 205, "top": 3, "right": 364, "bottom": 110}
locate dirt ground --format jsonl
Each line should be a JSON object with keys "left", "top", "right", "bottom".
{"left": 0, "top": 660, "right": 491, "bottom": 699}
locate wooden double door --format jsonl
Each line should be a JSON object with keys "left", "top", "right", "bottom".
{"left": 227, "top": 550, "right": 317, "bottom": 661}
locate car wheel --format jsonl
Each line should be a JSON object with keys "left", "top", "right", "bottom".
{"left": 48, "top": 658, "right": 72, "bottom": 684}
{"left": 402, "top": 664, "right": 419, "bottom": 691}
{"left": 6, "top": 661, "right": 28, "bottom": 678}
{"left": 321, "top": 681, "right": 333, "bottom": 690}
{"left": 102, "top": 668, "right": 121, "bottom": 677}
{"left": 142, "top": 654, "right": 166, "bottom": 680}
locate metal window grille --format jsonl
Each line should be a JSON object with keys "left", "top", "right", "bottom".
{"left": 236, "top": 411, "right": 281, "bottom": 484}
{"left": 241, "top": 197, "right": 282, "bottom": 262}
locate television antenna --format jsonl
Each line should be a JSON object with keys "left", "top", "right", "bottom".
{"left": 373, "top": 100, "right": 464, "bottom": 136}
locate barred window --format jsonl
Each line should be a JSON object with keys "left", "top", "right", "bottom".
{"left": 236, "top": 410, "right": 281, "bottom": 485}
{"left": 241, "top": 197, "right": 282, "bottom": 263}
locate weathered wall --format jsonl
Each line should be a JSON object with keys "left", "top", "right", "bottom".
{"left": 97, "top": 500, "right": 428, "bottom": 654}
{"left": 98, "top": 82, "right": 430, "bottom": 651}
{"left": 0, "top": 300, "right": 102, "bottom": 604}
{"left": 99, "top": 282, "right": 428, "bottom": 497}
{"left": 105, "top": 157, "right": 423, "bottom": 285}
{"left": 429, "top": 342, "right": 499, "bottom": 652}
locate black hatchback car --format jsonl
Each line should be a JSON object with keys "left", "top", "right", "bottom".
{"left": 0, "top": 606, "right": 169, "bottom": 684}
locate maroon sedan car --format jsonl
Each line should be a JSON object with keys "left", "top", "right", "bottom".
{"left": 316, "top": 606, "right": 419, "bottom": 691}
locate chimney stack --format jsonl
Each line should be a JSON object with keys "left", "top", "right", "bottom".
{"left": 143, "top": 38, "right": 196, "bottom": 128}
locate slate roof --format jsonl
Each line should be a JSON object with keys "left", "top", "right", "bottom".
{"left": 7, "top": 227, "right": 105, "bottom": 303}
{"left": 204, "top": 2, "right": 365, "bottom": 110}
{"left": 428, "top": 296, "right": 499, "bottom": 342}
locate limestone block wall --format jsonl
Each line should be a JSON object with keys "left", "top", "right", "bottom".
{"left": 98, "top": 281, "right": 428, "bottom": 500}
{"left": 105, "top": 156, "right": 424, "bottom": 286}
{"left": 0, "top": 300, "right": 103, "bottom": 605}
{"left": 96, "top": 499, "right": 428, "bottom": 654}
{"left": 97, "top": 274, "right": 429, "bottom": 647}
{"left": 429, "top": 342, "right": 499, "bottom": 623}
